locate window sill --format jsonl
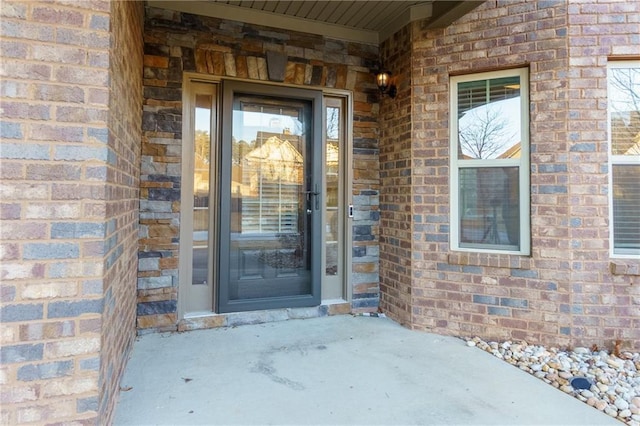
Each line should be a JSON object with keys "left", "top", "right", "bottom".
{"left": 448, "top": 252, "right": 531, "bottom": 270}
{"left": 610, "top": 260, "right": 640, "bottom": 276}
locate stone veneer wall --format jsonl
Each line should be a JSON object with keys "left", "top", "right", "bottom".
{"left": 0, "top": 0, "right": 143, "bottom": 423}
{"left": 379, "top": 0, "right": 640, "bottom": 350}
{"left": 139, "top": 7, "right": 381, "bottom": 331}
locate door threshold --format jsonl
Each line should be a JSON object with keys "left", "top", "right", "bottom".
{"left": 178, "top": 300, "right": 351, "bottom": 332}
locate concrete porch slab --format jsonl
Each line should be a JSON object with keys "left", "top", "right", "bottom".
{"left": 113, "top": 315, "right": 617, "bottom": 425}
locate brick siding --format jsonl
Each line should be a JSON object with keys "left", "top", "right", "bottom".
{"left": 1, "top": 1, "right": 637, "bottom": 423}
{"left": 139, "top": 7, "right": 382, "bottom": 331}
{"left": 379, "top": 0, "right": 640, "bottom": 351}
{"left": 0, "top": 0, "right": 143, "bottom": 423}
{"left": 378, "top": 25, "right": 414, "bottom": 327}
{"left": 99, "top": 1, "right": 144, "bottom": 424}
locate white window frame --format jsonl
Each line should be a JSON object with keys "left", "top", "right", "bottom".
{"left": 449, "top": 68, "right": 530, "bottom": 255}
{"left": 607, "top": 60, "right": 640, "bottom": 258}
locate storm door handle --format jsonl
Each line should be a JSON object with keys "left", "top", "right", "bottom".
{"left": 304, "top": 184, "right": 320, "bottom": 210}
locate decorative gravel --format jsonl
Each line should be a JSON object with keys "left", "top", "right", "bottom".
{"left": 465, "top": 337, "right": 640, "bottom": 425}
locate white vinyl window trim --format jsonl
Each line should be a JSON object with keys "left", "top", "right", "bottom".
{"left": 607, "top": 60, "right": 640, "bottom": 258}
{"left": 450, "top": 68, "right": 530, "bottom": 255}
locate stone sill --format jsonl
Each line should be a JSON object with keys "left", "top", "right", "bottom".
{"left": 448, "top": 252, "right": 531, "bottom": 270}
{"left": 610, "top": 260, "right": 640, "bottom": 277}
{"left": 177, "top": 300, "right": 352, "bottom": 332}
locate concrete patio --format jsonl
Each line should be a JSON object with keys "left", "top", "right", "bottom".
{"left": 113, "top": 315, "right": 618, "bottom": 425}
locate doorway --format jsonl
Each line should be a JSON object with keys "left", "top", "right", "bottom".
{"left": 180, "top": 77, "right": 350, "bottom": 317}
{"left": 219, "top": 82, "right": 322, "bottom": 312}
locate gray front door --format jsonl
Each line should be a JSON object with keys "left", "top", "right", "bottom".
{"left": 218, "top": 82, "right": 323, "bottom": 313}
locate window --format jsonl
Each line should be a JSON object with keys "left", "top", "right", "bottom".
{"left": 608, "top": 61, "right": 640, "bottom": 257}
{"left": 450, "top": 69, "right": 530, "bottom": 254}
{"left": 232, "top": 99, "right": 308, "bottom": 235}
{"left": 325, "top": 99, "right": 342, "bottom": 277}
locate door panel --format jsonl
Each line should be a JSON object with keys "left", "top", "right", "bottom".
{"left": 218, "top": 82, "right": 323, "bottom": 313}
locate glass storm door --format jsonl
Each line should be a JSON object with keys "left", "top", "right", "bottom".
{"left": 218, "top": 82, "right": 323, "bottom": 313}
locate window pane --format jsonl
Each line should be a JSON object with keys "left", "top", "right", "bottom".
{"left": 609, "top": 67, "right": 640, "bottom": 156}
{"left": 234, "top": 100, "right": 305, "bottom": 234}
{"left": 193, "top": 94, "right": 212, "bottom": 285}
{"left": 459, "top": 167, "right": 520, "bottom": 250}
{"left": 228, "top": 95, "right": 312, "bottom": 301}
{"left": 326, "top": 105, "right": 340, "bottom": 276}
{"left": 458, "top": 77, "right": 521, "bottom": 159}
{"left": 612, "top": 164, "right": 640, "bottom": 252}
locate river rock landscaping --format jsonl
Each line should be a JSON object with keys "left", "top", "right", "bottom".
{"left": 465, "top": 337, "right": 640, "bottom": 425}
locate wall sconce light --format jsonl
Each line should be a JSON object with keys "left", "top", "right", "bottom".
{"left": 376, "top": 70, "right": 397, "bottom": 98}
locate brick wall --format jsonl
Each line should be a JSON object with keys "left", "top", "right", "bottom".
{"left": 564, "top": 0, "right": 639, "bottom": 348}
{"left": 99, "top": 1, "right": 143, "bottom": 423}
{"left": 0, "top": 0, "right": 143, "bottom": 423}
{"left": 378, "top": 26, "right": 414, "bottom": 326}
{"left": 139, "top": 7, "right": 381, "bottom": 331}
{"left": 379, "top": 0, "right": 640, "bottom": 350}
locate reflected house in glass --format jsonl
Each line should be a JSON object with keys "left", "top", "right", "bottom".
{"left": 239, "top": 134, "right": 303, "bottom": 234}
{"left": 230, "top": 133, "right": 304, "bottom": 272}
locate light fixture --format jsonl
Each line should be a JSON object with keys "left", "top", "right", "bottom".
{"left": 376, "top": 70, "right": 397, "bottom": 98}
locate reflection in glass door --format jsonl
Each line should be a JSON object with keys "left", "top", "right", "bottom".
{"left": 218, "top": 82, "right": 322, "bottom": 313}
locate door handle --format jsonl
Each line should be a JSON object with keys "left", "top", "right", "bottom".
{"left": 303, "top": 184, "right": 320, "bottom": 210}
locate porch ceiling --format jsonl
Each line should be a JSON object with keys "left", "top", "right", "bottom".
{"left": 147, "top": 0, "right": 483, "bottom": 45}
